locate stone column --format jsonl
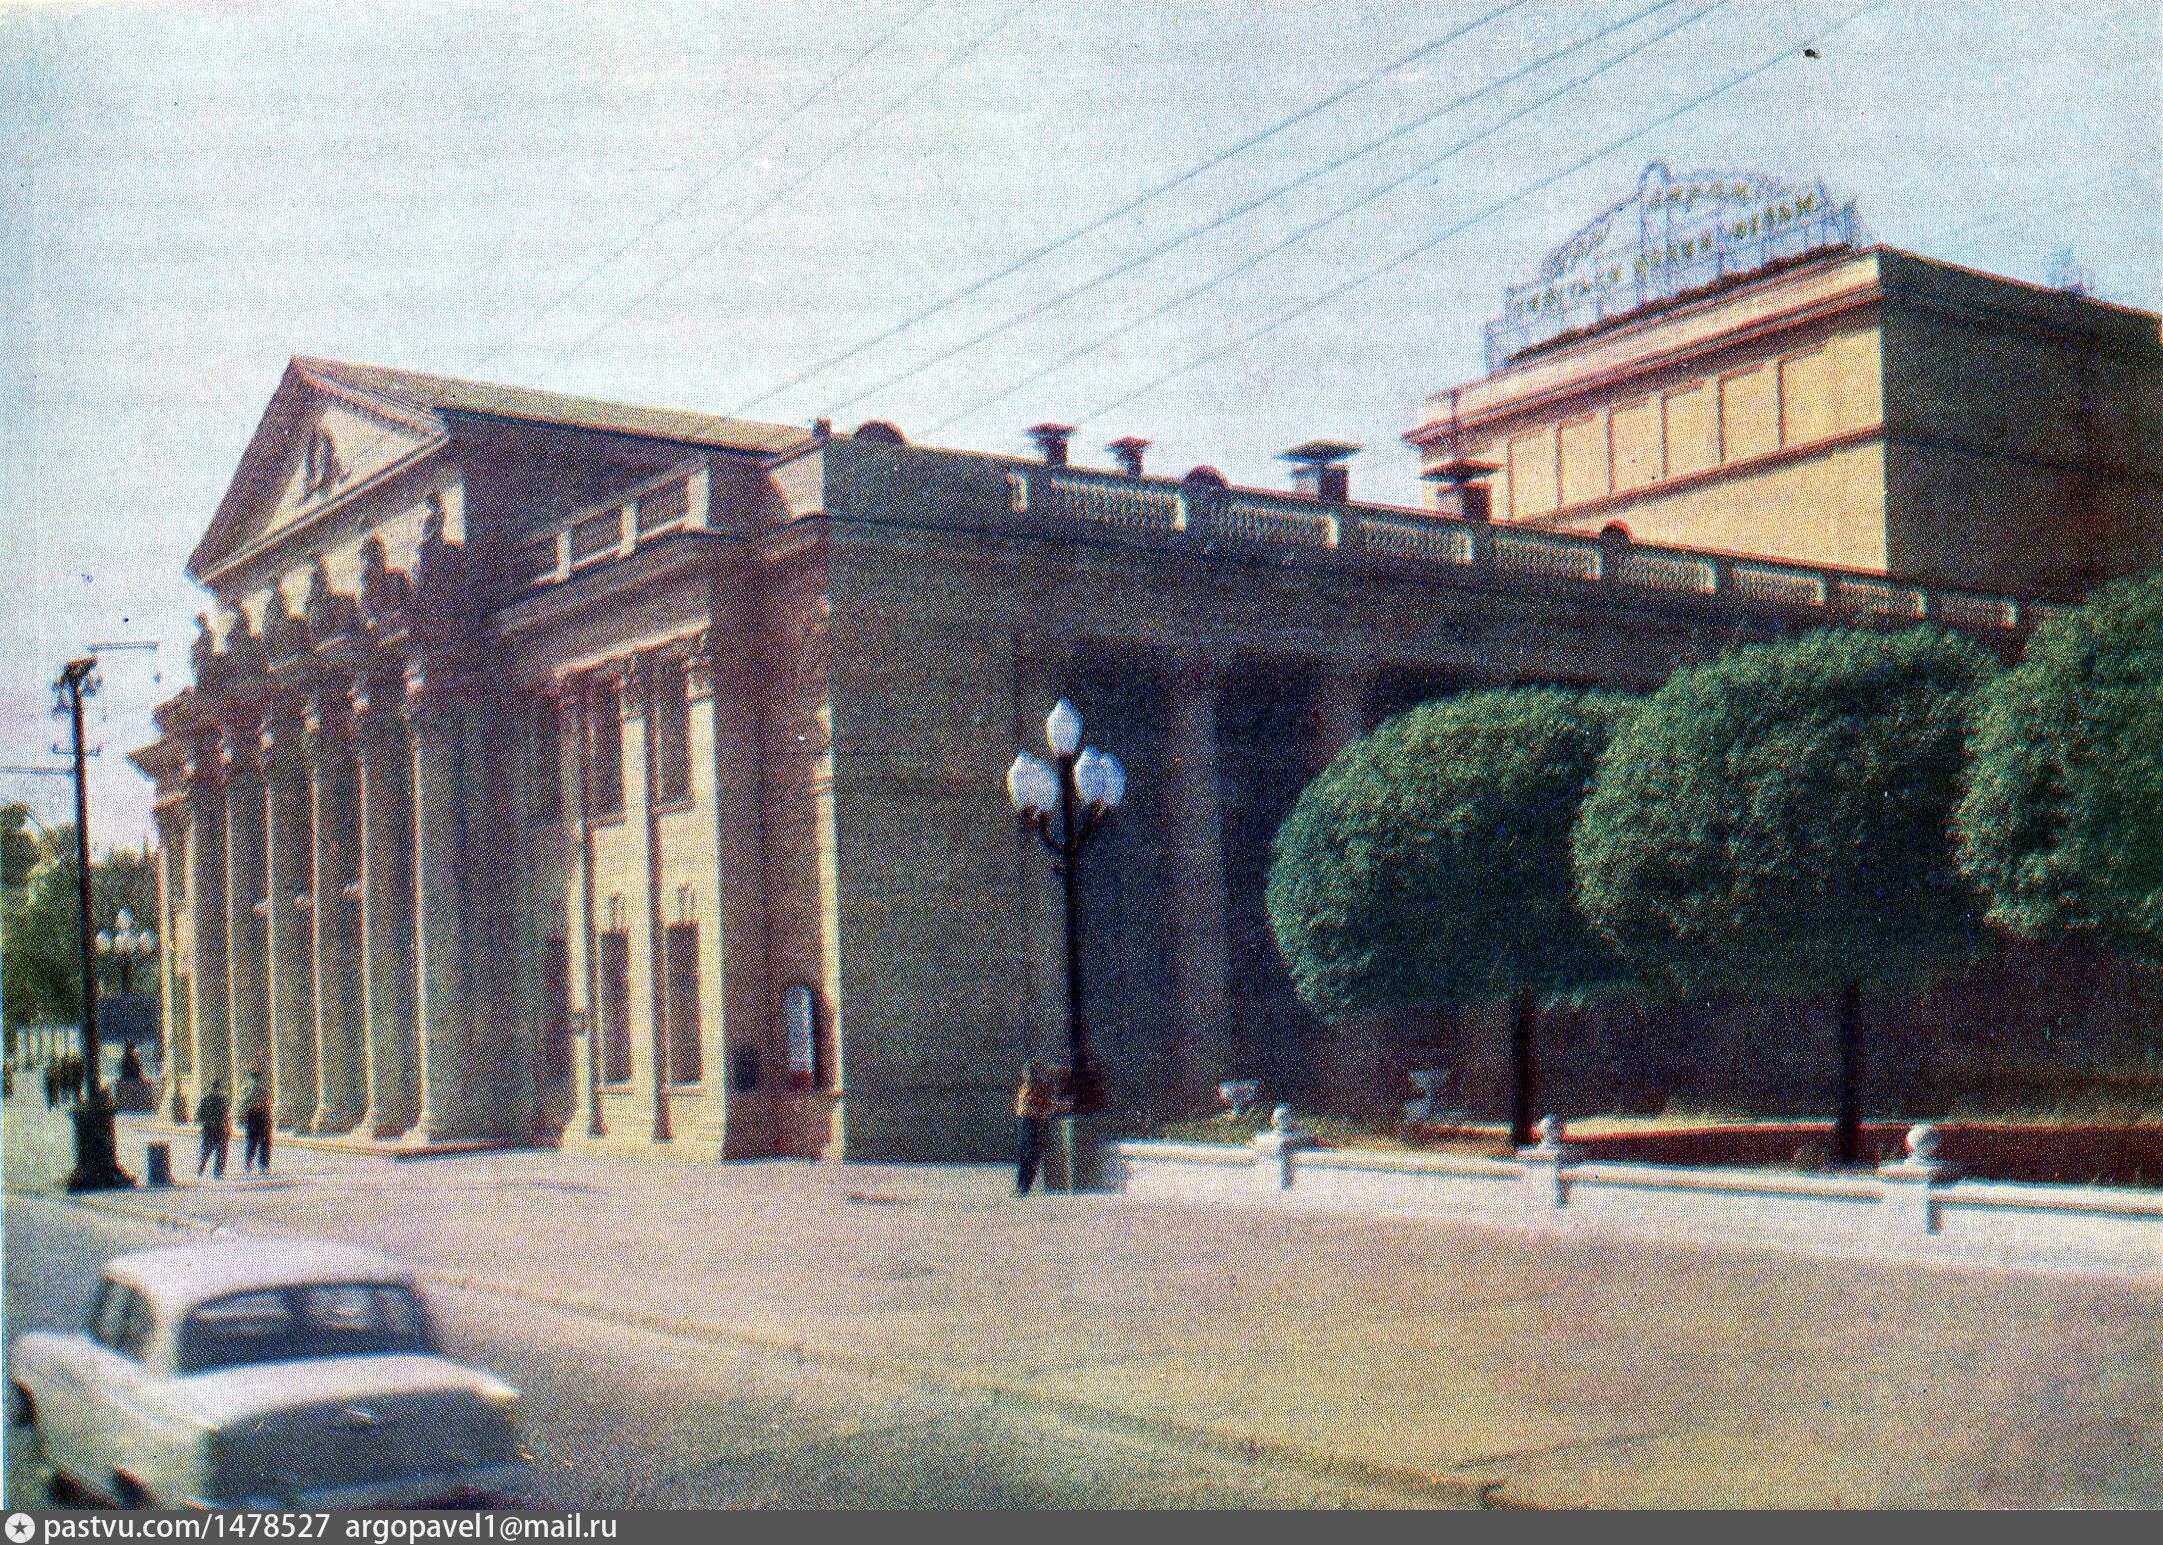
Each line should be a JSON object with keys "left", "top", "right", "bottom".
{"left": 261, "top": 704, "right": 316, "bottom": 1130}
{"left": 1309, "top": 661, "right": 1375, "bottom": 772}
{"left": 406, "top": 665, "right": 472, "bottom": 1143}
{"left": 151, "top": 803, "right": 189, "bottom": 1113}
{"left": 1164, "top": 651, "right": 1234, "bottom": 1100}
{"left": 306, "top": 689, "right": 364, "bottom": 1133}
{"left": 182, "top": 746, "right": 229, "bottom": 1114}
{"left": 353, "top": 677, "right": 417, "bottom": 1138}
{"left": 222, "top": 723, "right": 270, "bottom": 1096}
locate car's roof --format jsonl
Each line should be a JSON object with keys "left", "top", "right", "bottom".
{"left": 103, "top": 1239, "right": 413, "bottom": 1318}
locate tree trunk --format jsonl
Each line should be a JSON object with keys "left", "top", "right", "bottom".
{"left": 1510, "top": 986, "right": 1538, "bottom": 1148}
{"left": 1835, "top": 980, "right": 1864, "bottom": 1166}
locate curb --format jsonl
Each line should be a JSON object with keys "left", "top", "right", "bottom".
{"left": 133, "top": 1121, "right": 516, "bottom": 1162}
{"left": 48, "top": 1187, "right": 1520, "bottom": 1509}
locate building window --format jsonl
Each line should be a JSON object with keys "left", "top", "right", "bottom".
{"left": 529, "top": 698, "right": 563, "bottom": 824}
{"left": 542, "top": 937, "right": 572, "bottom": 1081}
{"left": 654, "top": 660, "right": 691, "bottom": 804}
{"left": 665, "top": 922, "right": 701, "bottom": 1085}
{"left": 599, "top": 930, "right": 632, "bottom": 1085}
{"left": 731, "top": 1044, "right": 761, "bottom": 1092}
{"left": 590, "top": 682, "right": 625, "bottom": 817}
{"left": 783, "top": 983, "right": 828, "bottom": 1089}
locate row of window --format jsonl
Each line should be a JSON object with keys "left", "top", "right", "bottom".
{"left": 539, "top": 927, "right": 833, "bottom": 1090}
{"left": 526, "top": 660, "right": 694, "bottom": 824}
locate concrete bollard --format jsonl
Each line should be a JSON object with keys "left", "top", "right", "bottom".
{"left": 1518, "top": 1114, "right": 1584, "bottom": 1208}
{"left": 1877, "top": 1122, "right": 1961, "bottom": 1235}
{"left": 1251, "top": 1104, "right": 1312, "bottom": 1190}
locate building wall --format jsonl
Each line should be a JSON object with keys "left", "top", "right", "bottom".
{"left": 1422, "top": 246, "right": 2163, "bottom": 598}
{"left": 141, "top": 353, "right": 2159, "bottom": 1166}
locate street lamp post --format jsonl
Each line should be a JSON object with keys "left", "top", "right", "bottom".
{"left": 96, "top": 906, "right": 158, "bottom": 1060}
{"left": 1005, "top": 699, "right": 1126, "bottom": 1117}
{"left": 58, "top": 656, "right": 132, "bottom": 1191}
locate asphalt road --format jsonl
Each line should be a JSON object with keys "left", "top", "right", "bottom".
{"left": 4, "top": 1194, "right": 1457, "bottom": 1509}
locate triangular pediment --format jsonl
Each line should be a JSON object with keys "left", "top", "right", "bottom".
{"left": 188, "top": 361, "right": 449, "bottom": 586}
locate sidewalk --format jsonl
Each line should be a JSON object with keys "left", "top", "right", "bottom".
{"left": 10, "top": 1095, "right": 2163, "bottom": 1507}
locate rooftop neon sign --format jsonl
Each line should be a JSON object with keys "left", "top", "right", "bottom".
{"left": 1485, "top": 162, "right": 1862, "bottom": 369}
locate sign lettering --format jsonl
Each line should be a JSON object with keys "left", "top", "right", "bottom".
{"left": 1485, "top": 163, "right": 1860, "bottom": 368}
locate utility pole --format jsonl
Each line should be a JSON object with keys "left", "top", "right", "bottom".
{"left": 58, "top": 656, "right": 132, "bottom": 1191}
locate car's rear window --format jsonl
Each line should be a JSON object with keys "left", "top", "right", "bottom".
{"left": 175, "top": 1283, "right": 436, "bottom": 1373}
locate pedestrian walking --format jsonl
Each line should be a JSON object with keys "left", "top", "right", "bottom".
{"left": 196, "top": 1079, "right": 230, "bottom": 1179}
{"left": 1014, "top": 1061, "right": 1056, "bottom": 1195}
{"left": 242, "top": 1073, "right": 273, "bottom": 1173}
{"left": 43, "top": 1061, "right": 56, "bottom": 1109}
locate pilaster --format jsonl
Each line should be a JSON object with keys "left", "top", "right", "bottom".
{"left": 621, "top": 658, "right": 665, "bottom": 1140}
{"left": 566, "top": 674, "right": 605, "bottom": 1139}
{"left": 693, "top": 627, "right": 771, "bottom": 1156}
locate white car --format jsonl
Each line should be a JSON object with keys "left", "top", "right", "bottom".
{"left": 10, "top": 1238, "right": 526, "bottom": 1509}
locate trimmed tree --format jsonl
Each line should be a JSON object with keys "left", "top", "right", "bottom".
{"left": 1573, "top": 626, "right": 1994, "bottom": 1164}
{"left": 1959, "top": 573, "right": 2163, "bottom": 965}
{"left": 1266, "top": 688, "right": 1632, "bottom": 1145}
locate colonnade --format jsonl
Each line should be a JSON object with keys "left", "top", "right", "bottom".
{"left": 1109, "top": 647, "right": 1382, "bottom": 1103}
{"left": 156, "top": 660, "right": 497, "bottom": 1144}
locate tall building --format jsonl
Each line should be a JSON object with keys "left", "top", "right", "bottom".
{"left": 1408, "top": 167, "right": 2163, "bottom": 600}
{"left": 133, "top": 349, "right": 2072, "bottom": 1161}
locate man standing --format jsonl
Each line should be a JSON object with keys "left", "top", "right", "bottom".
{"left": 196, "top": 1079, "right": 230, "bottom": 1179}
{"left": 242, "top": 1073, "right": 273, "bottom": 1173}
{"left": 1014, "top": 1062, "right": 1055, "bottom": 1196}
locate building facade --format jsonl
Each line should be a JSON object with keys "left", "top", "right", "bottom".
{"left": 135, "top": 344, "right": 2094, "bottom": 1162}
{"left": 1412, "top": 234, "right": 2162, "bottom": 599}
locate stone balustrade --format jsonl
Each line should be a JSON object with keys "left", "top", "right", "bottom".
{"left": 515, "top": 449, "right": 2054, "bottom": 643}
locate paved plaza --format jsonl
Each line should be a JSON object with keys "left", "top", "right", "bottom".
{"left": 7, "top": 1094, "right": 2161, "bottom": 1507}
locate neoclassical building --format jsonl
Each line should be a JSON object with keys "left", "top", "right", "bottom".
{"left": 135, "top": 337, "right": 2100, "bottom": 1160}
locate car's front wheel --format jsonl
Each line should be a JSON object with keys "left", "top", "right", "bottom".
{"left": 9, "top": 1384, "right": 43, "bottom": 1468}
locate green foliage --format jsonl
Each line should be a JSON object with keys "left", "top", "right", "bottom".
{"left": 1573, "top": 627, "right": 1994, "bottom": 995}
{"left": 1958, "top": 574, "right": 2163, "bottom": 964}
{"left": 1266, "top": 688, "right": 1633, "bottom": 1020}
{"left": 2, "top": 816, "right": 160, "bottom": 1030}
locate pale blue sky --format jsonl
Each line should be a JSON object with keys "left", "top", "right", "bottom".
{"left": 3, "top": 0, "right": 2157, "bottom": 847}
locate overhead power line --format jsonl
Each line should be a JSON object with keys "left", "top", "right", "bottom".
{"left": 1069, "top": 0, "right": 1892, "bottom": 432}
{"left": 914, "top": 0, "right": 1707, "bottom": 434}
{"left": 466, "top": 0, "right": 949, "bottom": 376}
{"left": 530, "top": 0, "right": 1044, "bottom": 388}
{"left": 723, "top": 0, "right": 1534, "bottom": 418}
